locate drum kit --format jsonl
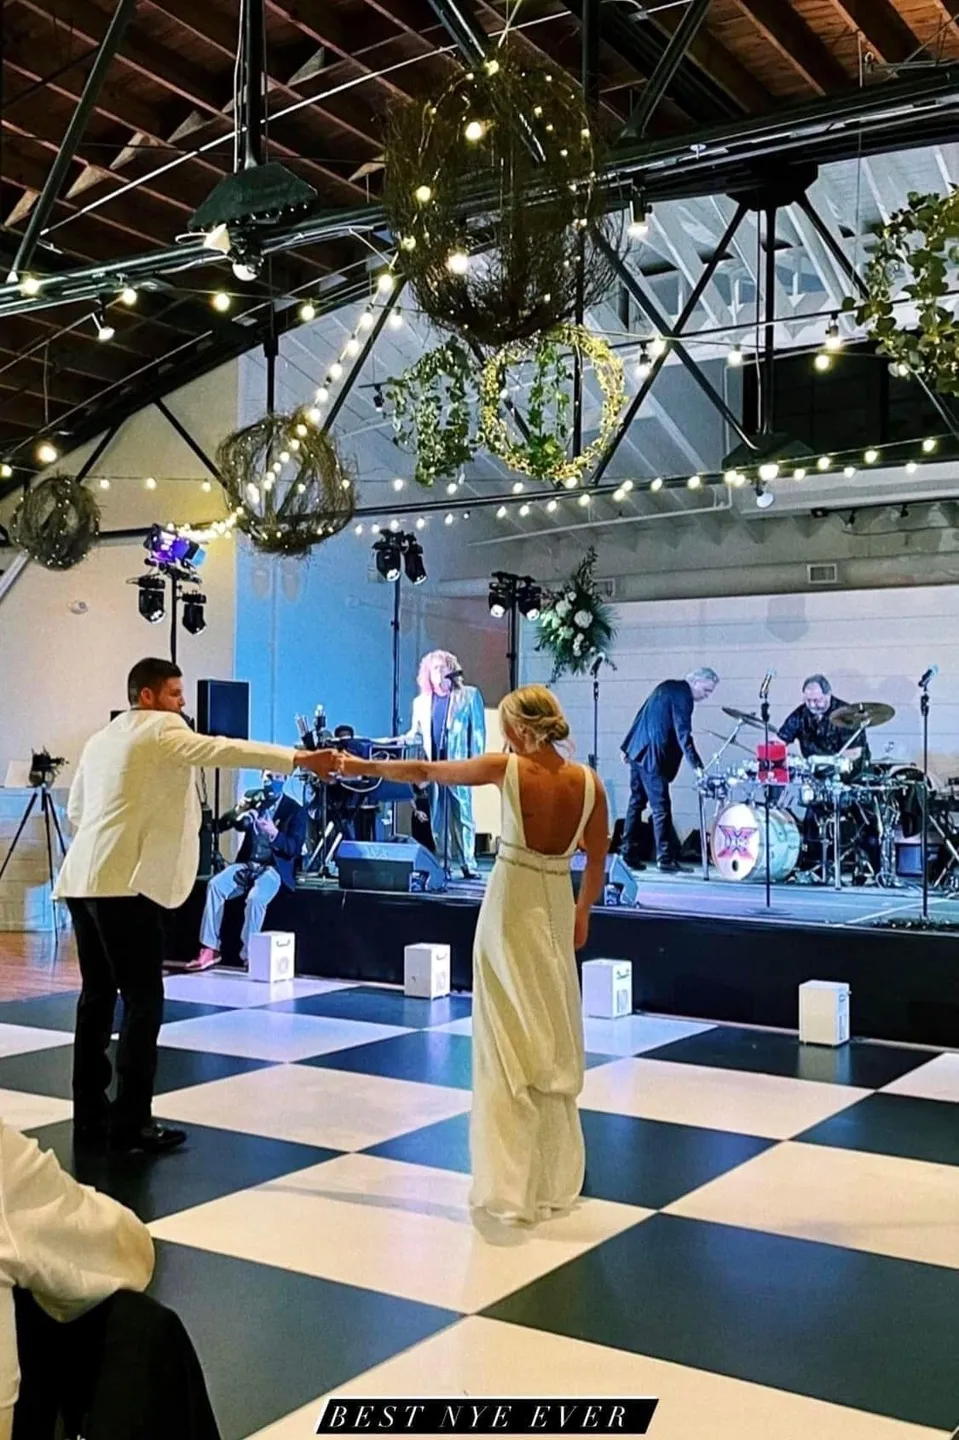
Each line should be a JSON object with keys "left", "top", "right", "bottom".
{"left": 698, "top": 700, "right": 939, "bottom": 889}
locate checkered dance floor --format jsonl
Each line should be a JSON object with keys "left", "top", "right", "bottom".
{"left": 0, "top": 973, "right": 956, "bottom": 1439}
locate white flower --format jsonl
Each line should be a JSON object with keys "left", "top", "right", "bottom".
{"left": 565, "top": 590, "right": 576, "bottom": 603}
{"left": 573, "top": 635, "right": 584, "bottom": 655}
{"left": 554, "top": 599, "right": 570, "bottom": 619}
{"left": 560, "top": 626, "right": 574, "bottom": 640}
{"left": 573, "top": 609, "right": 592, "bottom": 629}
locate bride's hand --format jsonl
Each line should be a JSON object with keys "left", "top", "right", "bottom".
{"left": 574, "top": 909, "right": 589, "bottom": 951}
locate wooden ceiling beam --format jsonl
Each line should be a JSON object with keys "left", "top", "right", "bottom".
{"left": 729, "top": 0, "right": 851, "bottom": 94}
{"left": 651, "top": 1, "right": 772, "bottom": 114}
{"left": 0, "top": 355, "right": 103, "bottom": 408}
{"left": 11, "top": 0, "right": 369, "bottom": 204}
{"left": 264, "top": 0, "right": 442, "bottom": 101}
{"left": 825, "top": 0, "right": 918, "bottom": 64}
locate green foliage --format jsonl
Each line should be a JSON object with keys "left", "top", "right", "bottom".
{"left": 535, "top": 547, "right": 617, "bottom": 681}
{"left": 386, "top": 340, "right": 479, "bottom": 488}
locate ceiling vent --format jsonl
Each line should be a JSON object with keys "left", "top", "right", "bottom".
{"left": 807, "top": 561, "right": 838, "bottom": 585}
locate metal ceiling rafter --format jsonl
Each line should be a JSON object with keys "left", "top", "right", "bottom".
{"left": 621, "top": 0, "right": 712, "bottom": 140}
{"left": 728, "top": 0, "right": 851, "bottom": 95}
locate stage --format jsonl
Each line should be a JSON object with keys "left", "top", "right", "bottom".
{"left": 256, "top": 866, "right": 959, "bottom": 1051}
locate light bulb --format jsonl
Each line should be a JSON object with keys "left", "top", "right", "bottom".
{"left": 316, "top": 387, "right": 330, "bottom": 403}
{"left": 613, "top": 487, "right": 626, "bottom": 502}
{"left": 546, "top": 499, "right": 558, "bottom": 512}
{"left": 687, "top": 474, "right": 702, "bottom": 489}
{"left": 817, "top": 455, "right": 831, "bottom": 471}
{"left": 329, "top": 362, "right": 343, "bottom": 380}
{"left": 344, "top": 338, "right": 360, "bottom": 357}
{"left": 201, "top": 479, "right": 212, "bottom": 492}
{"left": 727, "top": 344, "right": 743, "bottom": 368}
{"left": 392, "top": 477, "right": 406, "bottom": 491}
{"left": 464, "top": 119, "right": 486, "bottom": 142}
{"left": 843, "top": 465, "right": 856, "bottom": 477}
{"left": 355, "top": 524, "right": 364, "bottom": 535}
{"left": 824, "top": 314, "right": 842, "bottom": 351}
{"left": 445, "top": 513, "right": 455, "bottom": 525}
{"left": 578, "top": 493, "right": 591, "bottom": 507}
{"left": 377, "top": 272, "right": 395, "bottom": 293}
{"left": 724, "top": 470, "right": 739, "bottom": 486}
{"left": 758, "top": 461, "right": 779, "bottom": 482}
{"left": 906, "top": 461, "right": 918, "bottom": 474}
{"left": 815, "top": 352, "right": 832, "bottom": 372}
{"left": 497, "top": 505, "right": 508, "bottom": 519}
{"left": 98, "top": 478, "right": 110, "bottom": 490}
{"left": 296, "top": 423, "right": 308, "bottom": 437}
{"left": 650, "top": 477, "right": 663, "bottom": 492}
{"left": 922, "top": 437, "right": 938, "bottom": 453}
{"left": 519, "top": 504, "right": 531, "bottom": 517}
{"left": 400, "top": 236, "right": 417, "bottom": 252}
{"left": 19, "top": 275, "right": 42, "bottom": 297}
{"left": 864, "top": 448, "right": 879, "bottom": 464}
{"left": 446, "top": 250, "right": 469, "bottom": 275}
{"left": 358, "top": 311, "right": 374, "bottom": 330}
{"left": 649, "top": 335, "right": 667, "bottom": 359}
{"left": 37, "top": 441, "right": 58, "bottom": 465}
{"left": 414, "top": 185, "right": 433, "bottom": 204}
{"left": 307, "top": 406, "right": 321, "bottom": 424}
{"left": 119, "top": 286, "right": 137, "bottom": 306}
{"left": 793, "top": 467, "right": 806, "bottom": 481}
{"left": 299, "top": 300, "right": 316, "bottom": 322}
{"left": 628, "top": 196, "right": 649, "bottom": 240}
{"left": 416, "top": 517, "right": 426, "bottom": 530}
{"left": 512, "top": 481, "right": 525, "bottom": 494}
{"left": 388, "top": 310, "right": 403, "bottom": 330}
{"left": 212, "top": 291, "right": 231, "bottom": 312}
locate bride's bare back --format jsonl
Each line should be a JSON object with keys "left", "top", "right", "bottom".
{"left": 513, "top": 752, "right": 591, "bottom": 855}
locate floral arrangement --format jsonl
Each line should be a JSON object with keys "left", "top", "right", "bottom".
{"left": 386, "top": 338, "right": 479, "bottom": 487}
{"left": 535, "top": 547, "right": 616, "bottom": 681}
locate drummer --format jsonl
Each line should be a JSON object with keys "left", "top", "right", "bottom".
{"left": 778, "top": 675, "right": 852, "bottom": 759}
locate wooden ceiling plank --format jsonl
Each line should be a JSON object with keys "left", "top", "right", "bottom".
{"left": 651, "top": 2, "right": 773, "bottom": 113}
{"left": 729, "top": 0, "right": 851, "bottom": 93}
{"left": 825, "top": 0, "right": 919, "bottom": 64}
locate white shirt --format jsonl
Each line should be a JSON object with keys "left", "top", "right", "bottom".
{"left": 0, "top": 1122, "right": 154, "bottom": 1439}
{"left": 55, "top": 709, "right": 297, "bottom": 910}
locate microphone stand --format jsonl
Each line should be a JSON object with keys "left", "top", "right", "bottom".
{"left": 920, "top": 674, "right": 932, "bottom": 923}
{"left": 588, "top": 655, "right": 604, "bottom": 771}
{"left": 760, "top": 674, "right": 772, "bottom": 910}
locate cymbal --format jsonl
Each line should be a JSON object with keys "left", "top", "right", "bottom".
{"left": 722, "top": 706, "right": 782, "bottom": 739}
{"left": 831, "top": 702, "right": 895, "bottom": 730}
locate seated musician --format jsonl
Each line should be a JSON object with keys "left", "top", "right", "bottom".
{"left": 778, "top": 675, "right": 850, "bottom": 758}
{"left": 191, "top": 772, "right": 306, "bottom": 971}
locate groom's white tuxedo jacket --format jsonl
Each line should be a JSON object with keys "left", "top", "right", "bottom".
{"left": 55, "top": 709, "right": 296, "bottom": 910}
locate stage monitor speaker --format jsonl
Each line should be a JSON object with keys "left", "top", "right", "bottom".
{"left": 570, "top": 852, "right": 639, "bottom": 907}
{"left": 196, "top": 679, "right": 250, "bottom": 740}
{"left": 336, "top": 840, "right": 446, "bottom": 894}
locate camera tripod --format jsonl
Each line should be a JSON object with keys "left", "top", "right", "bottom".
{"left": 0, "top": 785, "right": 68, "bottom": 934}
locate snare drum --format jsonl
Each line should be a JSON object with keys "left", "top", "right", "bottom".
{"left": 710, "top": 802, "right": 801, "bottom": 882}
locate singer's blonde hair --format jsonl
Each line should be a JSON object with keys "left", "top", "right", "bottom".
{"left": 498, "top": 685, "right": 571, "bottom": 752}
{"left": 417, "top": 649, "right": 460, "bottom": 694}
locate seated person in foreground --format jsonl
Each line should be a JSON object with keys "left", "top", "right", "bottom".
{"left": 194, "top": 772, "right": 306, "bottom": 971}
{"left": 0, "top": 1119, "right": 154, "bottom": 1440}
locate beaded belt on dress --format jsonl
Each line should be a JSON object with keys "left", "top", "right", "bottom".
{"left": 496, "top": 839, "right": 572, "bottom": 876}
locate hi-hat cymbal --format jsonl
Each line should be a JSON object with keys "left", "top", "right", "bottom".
{"left": 831, "top": 702, "right": 895, "bottom": 730}
{"left": 722, "top": 706, "right": 782, "bottom": 738}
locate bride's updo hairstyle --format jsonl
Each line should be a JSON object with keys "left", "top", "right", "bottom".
{"left": 499, "top": 685, "right": 571, "bottom": 752}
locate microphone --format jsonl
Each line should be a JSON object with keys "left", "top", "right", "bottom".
{"left": 295, "top": 715, "right": 316, "bottom": 751}
{"left": 919, "top": 665, "right": 938, "bottom": 688}
{"left": 759, "top": 669, "right": 776, "bottom": 699}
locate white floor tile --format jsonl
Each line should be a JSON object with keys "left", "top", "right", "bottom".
{"left": 583, "top": 1013, "right": 714, "bottom": 1057}
{"left": 149, "top": 1152, "right": 648, "bottom": 1314}
{"left": 246, "top": 1316, "right": 948, "bottom": 1440}
{"left": 0, "top": 1087, "right": 72, "bottom": 1132}
{"left": 667, "top": 1139, "right": 959, "bottom": 1270}
{"left": 155, "top": 1063, "right": 470, "bottom": 1150}
{"left": 428, "top": 1017, "right": 473, "bottom": 1037}
{"left": 162, "top": 973, "right": 354, "bottom": 1008}
{"left": 580, "top": 1058, "right": 868, "bottom": 1139}
{"left": 157, "top": 1008, "right": 410, "bottom": 1062}
{"left": 0, "top": 1023, "right": 72, "bottom": 1058}
{"left": 881, "top": 1053, "right": 959, "bottom": 1104}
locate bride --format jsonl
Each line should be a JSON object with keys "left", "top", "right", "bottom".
{"left": 331, "top": 684, "right": 609, "bottom": 1226}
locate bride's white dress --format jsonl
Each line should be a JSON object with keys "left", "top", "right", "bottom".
{"left": 469, "top": 753, "right": 596, "bottom": 1223}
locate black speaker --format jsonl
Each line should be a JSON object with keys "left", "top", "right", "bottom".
{"left": 570, "top": 852, "right": 640, "bottom": 907}
{"left": 335, "top": 840, "right": 447, "bottom": 894}
{"left": 196, "top": 679, "right": 250, "bottom": 739}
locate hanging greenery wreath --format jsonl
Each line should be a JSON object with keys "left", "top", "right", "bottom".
{"left": 847, "top": 189, "right": 959, "bottom": 393}
{"left": 215, "top": 413, "right": 356, "bottom": 556}
{"left": 12, "top": 474, "right": 101, "bottom": 570}
{"left": 383, "top": 46, "right": 625, "bottom": 346}
{"left": 479, "top": 325, "right": 625, "bottom": 485}
{"left": 536, "top": 548, "right": 616, "bottom": 682}
{"left": 386, "top": 338, "right": 479, "bottom": 487}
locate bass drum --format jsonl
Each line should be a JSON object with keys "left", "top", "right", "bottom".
{"left": 710, "top": 802, "right": 801, "bottom": 882}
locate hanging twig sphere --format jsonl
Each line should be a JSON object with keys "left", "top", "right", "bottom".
{"left": 384, "top": 48, "right": 624, "bottom": 346}
{"left": 12, "top": 474, "right": 101, "bottom": 570}
{"left": 216, "top": 413, "right": 356, "bottom": 556}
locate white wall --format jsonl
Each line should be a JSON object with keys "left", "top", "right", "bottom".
{"left": 524, "top": 584, "right": 959, "bottom": 838}
{"left": 0, "top": 368, "right": 237, "bottom": 778}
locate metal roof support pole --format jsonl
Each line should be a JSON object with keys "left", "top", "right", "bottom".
{"left": 322, "top": 278, "right": 407, "bottom": 433}
{"left": 592, "top": 200, "right": 747, "bottom": 484}
{"left": 573, "top": 0, "right": 602, "bottom": 457}
{"left": 240, "top": 0, "right": 266, "bottom": 170}
{"left": 796, "top": 193, "right": 959, "bottom": 442}
{"left": 154, "top": 400, "right": 223, "bottom": 482}
{"left": 621, "top": 0, "right": 712, "bottom": 140}
{"left": 597, "top": 233, "right": 755, "bottom": 448}
{"left": 761, "top": 205, "right": 777, "bottom": 435}
{"left": 8, "top": 0, "right": 140, "bottom": 283}
{"left": 423, "top": 0, "right": 487, "bottom": 64}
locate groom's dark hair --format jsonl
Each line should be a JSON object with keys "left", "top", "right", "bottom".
{"left": 127, "top": 657, "right": 182, "bottom": 705}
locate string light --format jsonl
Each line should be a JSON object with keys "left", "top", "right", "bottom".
{"left": 578, "top": 493, "right": 591, "bottom": 507}
{"left": 316, "top": 387, "right": 330, "bottom": 404}
{"left": 344, "top": 338, "right": 361, "bottom": 358}
{"left": 144, "top": 476, "right": 157, "bottom": 490}
{"left": 392, "top": 477, "right": 406, "bottom": 491}
{"left": 18, "top": 275, "right": 42, "bottom": 297}
{"left": 649, "top": 335, "right": 667, "bottom": 359}
{"left": 512, "top": 481, "right": 525, "bottom": 494}
{"left": 329, "top": 362, "right": 343, "bottom": 380}
{"left": 299, "top": 300, "right": 316, "bottom": 322}
{"left": 824, "top": 314, "right": 843, "bottom": 352}
{"left": 546, "top": 499, "right": 558, "bottom": 512}
{"left": 376, "top": 272, "right": 395, "bottom": 294}
{"left": 906, "top": 461, "right": 918, "bottom": 474}
{"left": 464, "top": 120, "right": 487, "bottom": 142}
{"left": 0, "top": 463, "right": 12, "bottom": 479}
{"left": 864, "top": 448, "right": 879, "bottom": 464}
{"left": 497, "top": 505, "right": 508, "bottom": 519}
{"left": 37, "top": 441, "right": 58, "bottom": 465}
{"left": 727, "top": 344, "right": 743, "bottom": 368}
{"left": 843, "top": 465, "right": 856, "bottom": 478}
{"left": 358, "top": 311, "right": 374, "bottom": 331}
{"left": 650, "top": 476, "right": 663, "bottom": 492}
{"left": 817, "top": 455, "right": 831, "bottom": 471}
{"left": 119, "top": 286, "right": 137, "bottom": 306}
{"left": 758, "top": 462, "right": 779, "bottom": 482}
{"left": 687, "top": 474, "right": 702, "bottom": 489}
{"left": 519, "top": 503, "right": 531, "bottom": 517}
{"left": 793, "top": 467, "right": 806, "bottom": 481}
{"left": 814, "top": 352, "right": 832, "bottom": 372}
{"left": 212, "top": 291, "right": 231, "bottom": 312}
{"left": 446, "top": 250, "right": 469, "bottom": 275}
{"left": 922, "top": 437, "right": 938, "bottom": 453}
{"left": 98, "top": 478, "right": 110, "bottom": 490}
{"left": 201, "top": 479, "right": 213, "bottom": 493}
{"left": 388, "top": 310, "right": 404, "bottom": 330}
{"left": 445, "top": 512, "right": 455, "bottom": 525}
{"left": 414, "top": 184, "right": 433, "bottom": 204}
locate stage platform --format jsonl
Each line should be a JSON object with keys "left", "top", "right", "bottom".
{"left": 263, "top": 866, "right": 959, "bottom": 1051}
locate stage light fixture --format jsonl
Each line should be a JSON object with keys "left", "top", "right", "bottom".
{"left": 136, "top": 574, "right": 166, "bottom": 623}
{"left": 404, "top": 537, "right": 427, "bottom": 585}
{"left": 628, "top": 194, "right": 650, "bottom": 241}
{"left": 182, "top": 592, "right": 207, "bottom": 635}
{"left": 824, "top": 314, "right": 842, "bottom": 351}
{"left": 517, "top": 579, "right": 542, "bottom": 620}
{"left": 754, "top": 482, "right": 775, "bottom": 510}
{"left": 487, "top": 574, "right": 510, "bottom": 617}
{"left": 93, "top": 308, "right": 115, "bottom": 343}
{"left": 374, "top": 536, "right": 402, "bottom": 582}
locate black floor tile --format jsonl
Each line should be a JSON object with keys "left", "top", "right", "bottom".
{"left": 0, "top": 992, "right": 229, "bottom": 1034}
{"left": 580, "top": 1111, "right": 772, "bottom": 1210}
{"left": 643, "top": 1027, "right": 934, "bottom": 1089}
{"left": 797, "top": 1092, "right": 959, "bottom": 1168}
{"left": 483, "top": 1212, "right": 959, "bottom": 1431}
{"left": 265, "top": 985, "right": 472, "bottom": 1028}
{"left": 0, "top": 1042, "right": 273, "bottom": 1101}
{"left": 150, "top": 1242, "right": 458, "bottom": 1440}
{"left": 366, "top": 1113, "right": 470, "bottom": 1173}
{"left": 303, "top": 1032, "right": 615, "bottom": 1090}
{"left": 26, "top": 1119, "right": 340, "bottom": 1222}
